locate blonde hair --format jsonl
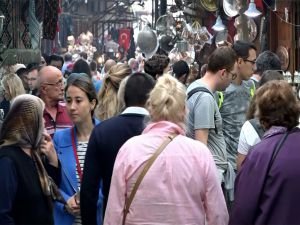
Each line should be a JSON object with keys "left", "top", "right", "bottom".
{"left": 1, "top": 73, "right": 25, "bottom": 101}
{"left": 96, "top": 63, "right": 131, "bottom": 120}
{"left": 117, "top": 75, "right": 130, "bottom": 112}
{"left": 147, "top": 74, "right": 186, "bottom": 126}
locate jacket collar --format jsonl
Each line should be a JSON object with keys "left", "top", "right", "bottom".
{"left": 143, "top": 121, "right": 185, "bottom": 136}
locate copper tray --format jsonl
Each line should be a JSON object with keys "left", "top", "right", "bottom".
{"left": 276, "top": 46, "right": 289, "bottom": 71}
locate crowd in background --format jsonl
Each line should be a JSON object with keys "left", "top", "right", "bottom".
{"left": 0, "top": 41, "right": 300, "bottom": 225}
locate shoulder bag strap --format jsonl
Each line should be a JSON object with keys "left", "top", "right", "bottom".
{"left": 257, "top": 132, "right": 289, "bottom": 207}
{"left": 122, "top": 133, "right": 178, "bottom": 225}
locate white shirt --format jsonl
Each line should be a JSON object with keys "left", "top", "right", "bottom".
{"left": 238, "top": 120, "right": 261, "bottom": 155}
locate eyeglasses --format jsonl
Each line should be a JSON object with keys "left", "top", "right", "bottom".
{"left": 43, "top": 79, "right": 64, "bottom": 87}
{"left": 244, "top": 59, "right": 256, "bottom": 64}
{"left": 227, "top": 70, "right": 237, "bottom": 80}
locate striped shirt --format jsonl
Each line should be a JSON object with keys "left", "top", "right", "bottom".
{"left": 74, "top": 141, "right": 88, "bottom": 225}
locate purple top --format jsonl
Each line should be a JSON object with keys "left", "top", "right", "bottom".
{"left": 230, "top": 126, "right": 300, "bottom": 225}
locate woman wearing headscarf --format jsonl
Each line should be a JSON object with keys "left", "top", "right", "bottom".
{"left": 104, "top": 75, "right": 228, "bottom": 225}
{"left": 0, "top": 94, "right": 62, "bottom": 225}
{"left": 53, "top": 73, "right": 103, "bottom": 225}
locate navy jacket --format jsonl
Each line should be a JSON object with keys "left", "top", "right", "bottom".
{"left": 81, "top": 113, "right": 148, "bottom": 225}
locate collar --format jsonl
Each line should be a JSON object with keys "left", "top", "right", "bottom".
{"left": 264, "top": 126, "right": 287, "bottom": 138}
{"left": 143, "top": 121, "right": 185, "bottom": 136}
{"left": 121, "top": 106, "right": 149, "bottom": 116}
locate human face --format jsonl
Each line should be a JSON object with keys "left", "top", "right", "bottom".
{"left": 50, "top": 60, "right": 63, "bottom": 71}
{"left": 238, "top": 49, "right": 257, "bottom": 80}
{"left": 65, "top": 85, "right": 96, "bottom": 124}
{"left": 218, "top": 62, "right": 238, "bottom": 91}
{"left": 27, "top": 69, "right": 38, "bottom": 91}
{"left": 43, "top": 72, "right": 64, "bottom": 101}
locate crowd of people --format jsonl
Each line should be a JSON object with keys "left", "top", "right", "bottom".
{"left": 0, "top": 40, "right": 300, "bottom": 225}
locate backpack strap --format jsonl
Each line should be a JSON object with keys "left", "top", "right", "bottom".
{"left": 187, "top": 87, "right": 214, "bottom": 100}
{"left": 249, "top": 118, "right": 265, "bottom": 139}
{"left": 187, "top": 87, "right": 218, "bottom": 134}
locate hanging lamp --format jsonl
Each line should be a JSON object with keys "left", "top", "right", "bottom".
{"left": 244, "top": 0, "right": 262, "bottom": 17}
{"left": 212, "top": 15, "right": 225, "bottom": 31}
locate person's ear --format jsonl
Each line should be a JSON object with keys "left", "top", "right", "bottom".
{"left": 90, "top": 99, "right": 97, "bottom": 111}
{"left": 219, "top": 69, "right": 226, "bottom": 80}
{"left": 237, "top": 57, "right": 243, "bottom": 65}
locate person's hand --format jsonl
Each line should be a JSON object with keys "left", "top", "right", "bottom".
{"left": 64, "top": 195, "right": 80, "bottom": 216}
{"left": 40, "top": 133, "right": 58, "bottom": 167}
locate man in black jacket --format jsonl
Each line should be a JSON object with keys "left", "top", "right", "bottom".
{"left": 80, "top": 72, "right": 155, "bottom": 225}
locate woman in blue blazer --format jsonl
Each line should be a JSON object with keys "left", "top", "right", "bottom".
{"left": 53, "top": 73, "right": 103, "bottom": 225}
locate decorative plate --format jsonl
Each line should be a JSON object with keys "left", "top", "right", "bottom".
{"left": 223, "top": 0, "right": 238, "bottom": 17}
{"left": 200, "top": 0, "right": 218, "bottom": 12}
{"left": 276, "top": 46, "right": 289, "bottom": 71}
{"left": 247, "top": 18, "right": 257, "bottom": 42}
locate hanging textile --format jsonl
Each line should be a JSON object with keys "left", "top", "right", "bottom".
{"left": 28, "top": 0, "right": 41, "bottom": 49}
{"left": 43, "top": 0, "right": 59, "bottom": 40}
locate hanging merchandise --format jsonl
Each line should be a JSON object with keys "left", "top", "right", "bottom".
{"left": 182, "top": 21, "right": 212, "bottom": 46}
{"left": 137, "top": 25, "right": 158, "bottom": 59}
{"left": 156, "top": 14, "right": 176, "bottom": 33}
{"left": 28, "top": 0, "right": 41, "bottom": 49}
{"left": 169, "top": 41, "right": 195, "bottom": 65}
{"left": 156, "top": 14, "right": 177, "bottom": 53}
{"left": 43, "top": 0, "right": 59, "bottom": 40}
{"left": 223, "top": 0, "right": 239, "bottom": 18}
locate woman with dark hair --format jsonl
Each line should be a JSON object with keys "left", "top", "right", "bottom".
{"left": 0, "top": 94, "right": 62, "bottom": 224}
{"left": 72, "top": 59, "right": 92, "bottom": 77}
{"left": 53, "top": 73, "right": 103, "bottom": 225}
{"left": 172, "top": 60, "right": 190, "bottom": 85}
{"left": 230, "top": 80, "right": 300, "bottom": 225}
{"left": 72, "top": 59, "right": 102, "bottom": 93}
{"left": 237, "top": 70, "right": 284, "bottom": 171}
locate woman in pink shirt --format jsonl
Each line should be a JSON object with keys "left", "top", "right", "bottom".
{"left": 104, "top": 75, "right": 228, "bottom": 225}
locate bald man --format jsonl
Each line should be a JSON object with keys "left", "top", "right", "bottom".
{"left": 103, "top": 59, "right": 116, "bottom": 74}
{"left": 38, "top": 66, "right": 72, "bottom": 137}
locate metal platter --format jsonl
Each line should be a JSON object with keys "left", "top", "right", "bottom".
{"left": 247, "top": 18, "right": 257, "bottom": 42}
{"left": 276, "top": 46, "right": 289, "bottom": 71}
{"left": 200, "top": 0, "right": 218, "bottom": 12}
{"left": 223, "top": 0, "right": 238, "bottom": 17}
{"left": 234, "top": 16, "right": 257, "bottom": 43}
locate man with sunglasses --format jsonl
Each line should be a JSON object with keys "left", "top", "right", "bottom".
{"left": 219, "top": 41, "right": 257, "bottom": 173}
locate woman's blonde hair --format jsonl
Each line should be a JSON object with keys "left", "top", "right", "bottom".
{"left": 96, "top": 63, "right": 131, "bottom": 120}
{"left": 147, "top": 74, "right": 186, "bottom": 126}
{"left": 1, "top": 73, "right": 25, "bottom": 101}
